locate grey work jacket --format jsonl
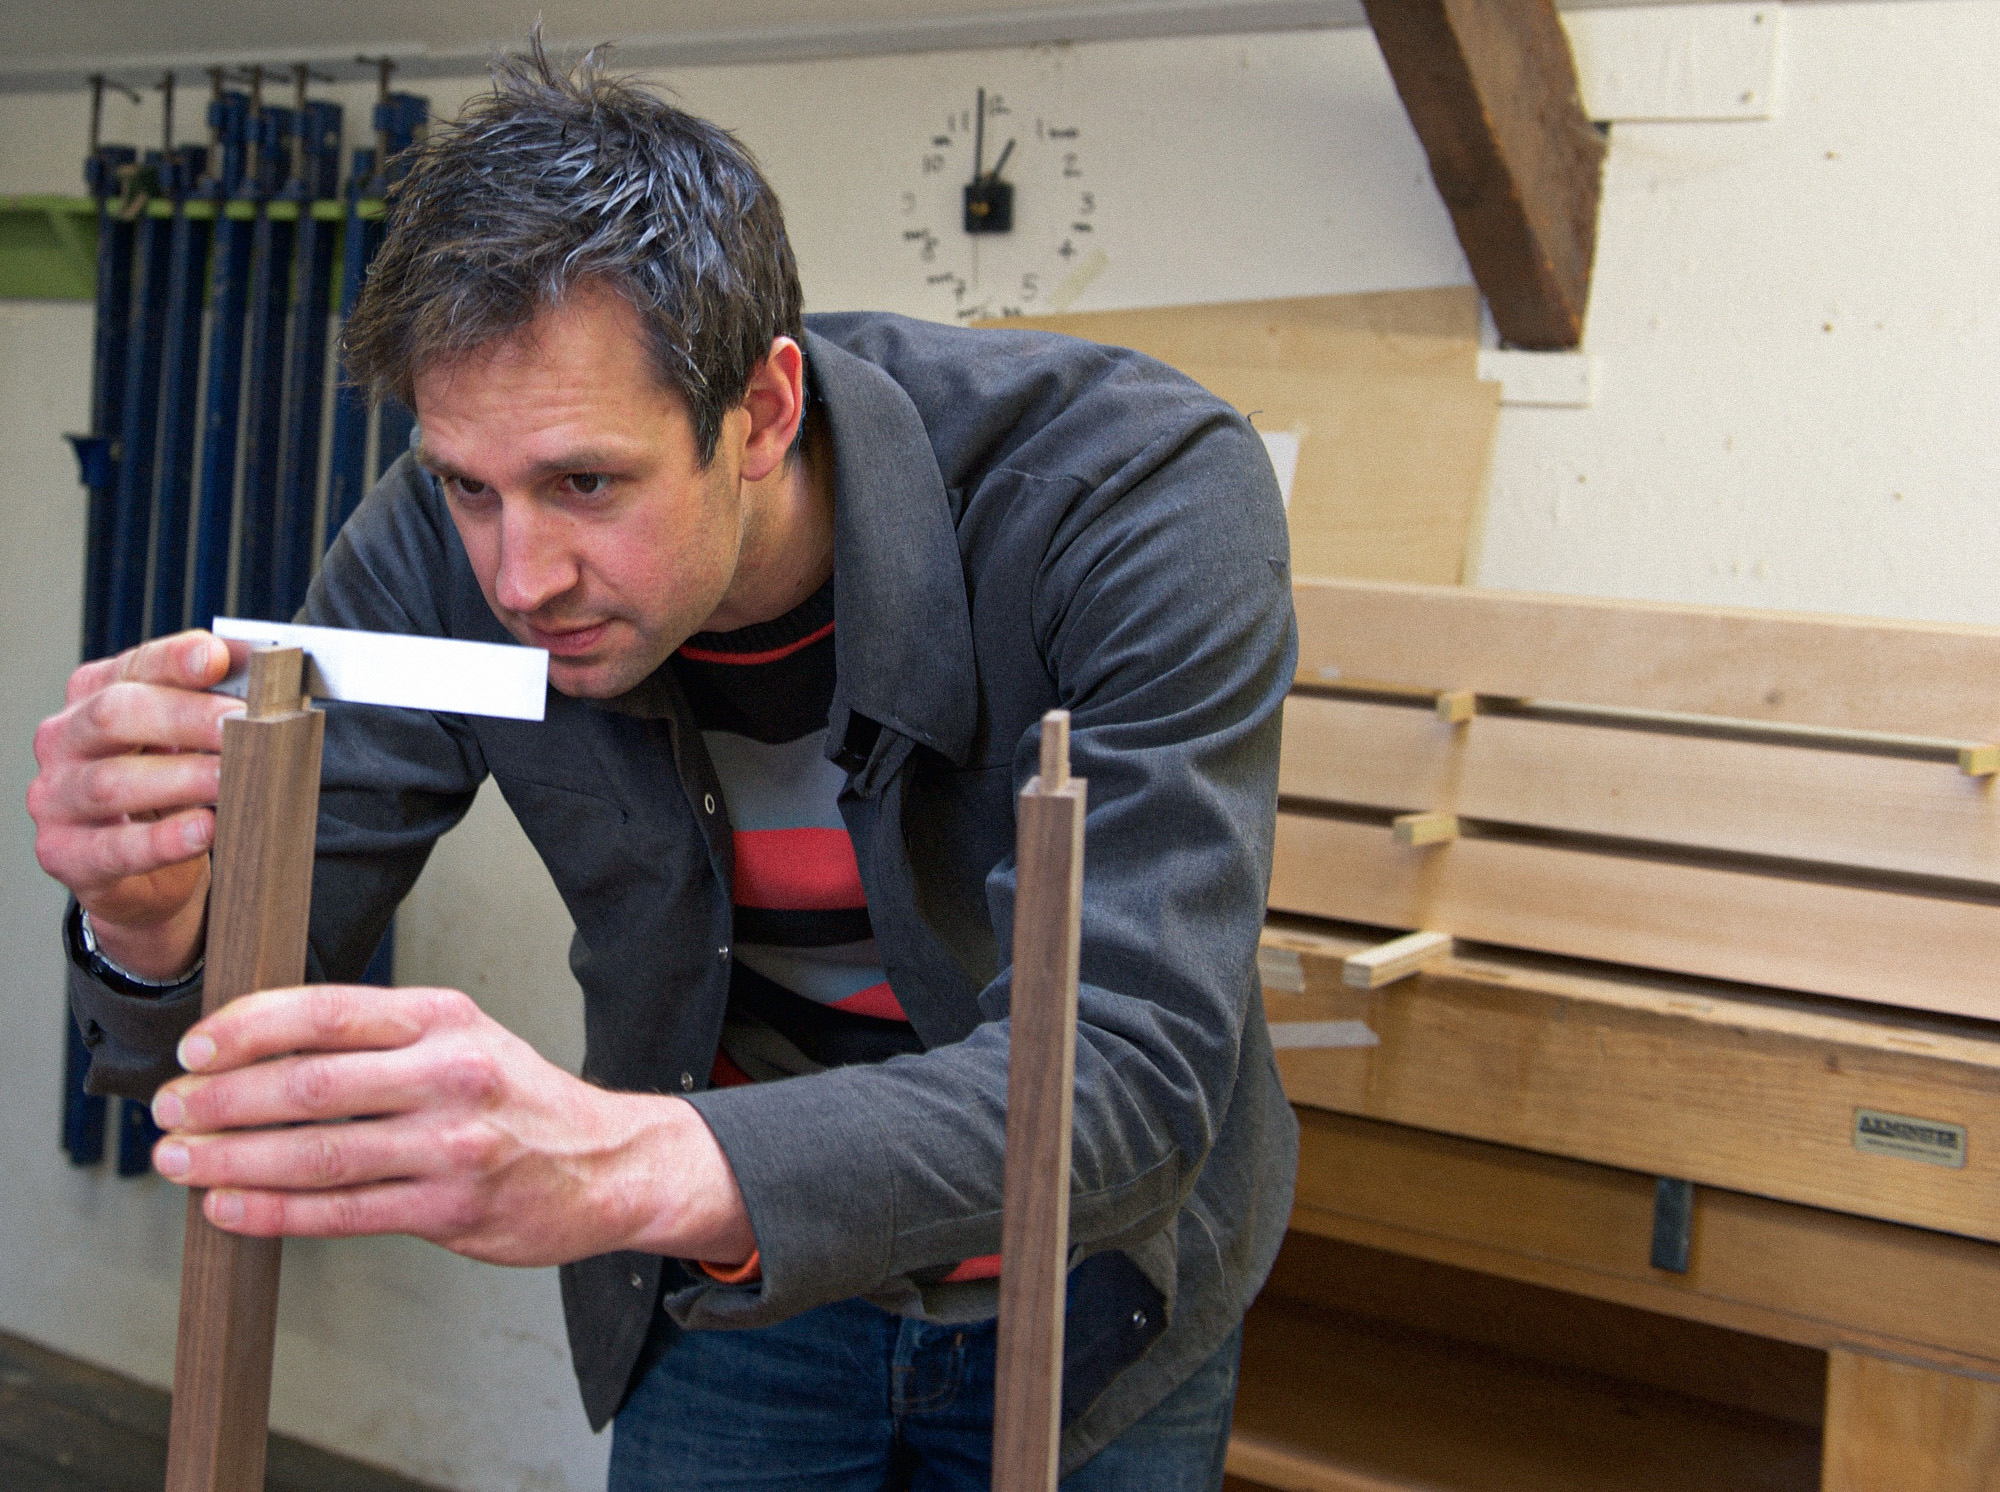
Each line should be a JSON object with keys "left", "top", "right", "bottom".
{"left": 69, "top": 311, "right": 1300, "bottom": 1473}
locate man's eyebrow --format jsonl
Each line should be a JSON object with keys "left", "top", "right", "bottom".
{"left": 415, "top": 447, "right": 630, "bottom": 481}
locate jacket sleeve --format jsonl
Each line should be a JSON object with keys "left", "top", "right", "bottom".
{"left": 680, "top": 392, "right": 1295, "bottom": 1327}
{"left": 66, "top": 456, "right": 488, "bottom": 1100}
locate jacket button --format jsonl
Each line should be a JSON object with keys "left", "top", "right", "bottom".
{"left": 718, "top": 945, "right": 730, "bottom": 961}
{"left": 703, "top": 792, "right": 716, "bottom": 814}
{"left": 631, "top": 1272, "right": 644, "bottom": 1289}
{"left": 680, "top": 1071, "right": 695, "bottom": 1091}
{"left": 1131, "top": 1309, "right": 1148, "bottom": 1330}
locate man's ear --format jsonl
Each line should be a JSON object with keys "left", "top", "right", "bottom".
{"left": 738, "top": 337, "right": 806, "bottom": 484}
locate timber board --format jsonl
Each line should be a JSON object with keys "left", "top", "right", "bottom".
{"left": 1269, "top": 812, "right": 2000, "bottom": 1021}
{"left": 1288, "top": 1109, "right": 2000, "bottom": 1376}
{"left": 1292, "top": 579, "right": 2000, "bottom": 741}
{"left": 1261, "top": 925, "right": 2000, "bottom": 1243}
{"left": 1279, "top": 692, "right": 2000, "bottom": 887}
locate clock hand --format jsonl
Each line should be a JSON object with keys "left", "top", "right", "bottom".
{"left": 974, "top": 87, "right": 986, "bottom": 180}
{"left": 987, "top": 138, "right": 1015, "bottom": 184}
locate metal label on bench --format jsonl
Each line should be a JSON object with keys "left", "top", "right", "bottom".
{"left": 1853, "top": 1109, "right": 1966, "bottom": 1169}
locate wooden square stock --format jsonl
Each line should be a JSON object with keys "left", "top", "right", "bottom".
{"left": 166, "top": 648, "right": 324, "bottom": 1492}
{"left": 992, "top": 713, "right": 1086, "bottom": 1492}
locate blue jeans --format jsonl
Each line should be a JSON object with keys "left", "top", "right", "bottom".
{"left": 608, "top": 1297, "right": 1241, "bottom": 1491}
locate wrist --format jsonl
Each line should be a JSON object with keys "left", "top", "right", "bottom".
{"left": 75, "top": 899, "right": 207, "bottom": 990}
{"left": 603, "top": 1093, "right": 756, "bottom": 1267}
{"left": 82, "top": 874, "right": 210, "bottom": 984}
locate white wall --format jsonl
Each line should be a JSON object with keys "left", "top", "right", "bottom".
{"left": 1, "top": 5, "right": 1995, "bottom": 1488}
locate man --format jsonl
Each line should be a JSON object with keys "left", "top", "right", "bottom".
{"left": 31, "top": 42, "right": 1297, "bottom": 1491}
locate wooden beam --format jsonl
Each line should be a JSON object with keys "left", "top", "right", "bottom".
{"left": 1361, "top": 0, "right": 1606, "bottom": 349}
{"left": 166, "top": 648, "right": 324, "bottom": 1492}
{"left": 1292, "top": 578, "right": 2000, "bottom": 742}
{"left": 1341, "top": 930, "right": 1453, "bottom": 989}
{"left": 992, "top": 712, "right": 1087, "bottom": 1492}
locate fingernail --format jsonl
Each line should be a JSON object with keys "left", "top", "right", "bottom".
{"left": 209, "top": 1192, "right": 244, "bottom": 1225}
{"left": 178, "top": 1034, "right": 216, "bottom": 1071}
{"left": 154, "top": 1141, "right": 189, "bottom": 1179}
{"left": 181, "top": 816, "right": 212, "bottom": 852}
{"left": 187, "top": 636, "right": 221, "bottom": 677}
{"left": 153, "top": 1088, "right": 186, "bottom": 1126}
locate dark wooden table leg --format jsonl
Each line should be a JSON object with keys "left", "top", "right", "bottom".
{"left": 993, "top": 711, "right": 1087, "bottom": 1492}
{"left": 166, "top": 646, "right": 323, "bottom": 1492}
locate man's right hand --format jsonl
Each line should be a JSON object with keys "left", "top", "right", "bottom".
{"left": 29, "top": 631, "right": 249, "bottom": 982}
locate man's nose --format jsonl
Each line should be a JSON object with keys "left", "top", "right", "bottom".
{"left": 492, "top": 505, "right": 580, "bottom": 615}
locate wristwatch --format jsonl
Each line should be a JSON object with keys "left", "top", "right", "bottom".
{"left": 71, "top": 904, "right": 203, "bottom": 997}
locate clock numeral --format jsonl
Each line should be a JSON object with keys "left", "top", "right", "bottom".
{"left": 1021, "top": 272, "right": 1040, "bottom": 302}
{"left": 1078, "top": 192, "right": 1096, "bottom": 216}
{"left": 1070, "top": 222, "right": 1093, "bottom": 233}
{"left": 922, "top": 153, "right": 946, "bottom": 174}
{"left": 931, "top": 135, "right": 952, "bottom": 148}
{"left": 901, "top": 191, "right": 917, "bottom": 214}
{"left": 1062, "top": 152, "right": 1082, "bottom": 179}
{"left": 1046, "top": 126, "right": 1080, "bottom": 140}
{"left": 1058, "top": 239, "right": 1076, "bottom": 258}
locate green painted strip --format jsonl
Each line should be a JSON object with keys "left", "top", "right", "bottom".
{"left": 0, "top": 195, "right": 386, "bottom": 301}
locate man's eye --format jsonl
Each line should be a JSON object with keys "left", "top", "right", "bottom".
{"left": 568, "top": 473, "right": 608, "bottom": 495}
{"left": 451, "top": 476, "right": 489, "bottom": 497}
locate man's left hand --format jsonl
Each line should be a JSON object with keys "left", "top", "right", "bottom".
{"left": 150, "top": 984, "right": 756, "bottom": 1270}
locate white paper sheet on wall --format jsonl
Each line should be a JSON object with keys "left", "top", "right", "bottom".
{"left": 1260, "top": 429, "right": 1301, "bottom": 509}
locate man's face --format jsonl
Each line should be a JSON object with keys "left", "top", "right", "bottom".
{"left": 414, "top": 286, "right": 750, "bottom": 699}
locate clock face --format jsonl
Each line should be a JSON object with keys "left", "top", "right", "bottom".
{"left": 898, "top": 88, "right": 1104, "bottom": 324}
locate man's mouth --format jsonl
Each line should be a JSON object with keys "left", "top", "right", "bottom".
{"left": 522, "top": 619, "right": 610, "bottom": 657}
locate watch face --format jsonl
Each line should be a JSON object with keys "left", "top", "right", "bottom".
{"left": 899, "top": 87, "right": 1104, "bottom": 324}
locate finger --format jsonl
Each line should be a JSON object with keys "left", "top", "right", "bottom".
{"left": 177, "top": 984, "right": 481, "bottom": 1074}
{"left": 34, "top": 750, "right": 223, "bottom": 827}
{"left": 67, "top": 631, "right": 232, "bottom": 706}
{"left": 155, "top": 1112, "right": 487, "bottom": 1193}
{"left": 158, "top": 1032, "right": 482, "bottom": 1128}
{"left": 199, "top": 1177, "right": 446, "bottom": 1241}
{"left": 35, "top": 809, "right": 215, "bottom": 894}
{"left": 44, "top": 679, "right": 244, "bottom": 769}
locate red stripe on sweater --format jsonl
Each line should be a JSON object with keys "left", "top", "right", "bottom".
{"left": 829, "top": 982, "right": 907, "bottom": 1022}
{"left": 942, "top": 1254, "right": 1002, "bottom": 1283}
{"left": 733, "top": 827, "right": 865, "bottom": 911}
{"left": 678, "top": 620, "right": 835, "bottom": 667}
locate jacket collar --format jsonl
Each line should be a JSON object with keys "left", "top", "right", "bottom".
{"left": 605, "top": 330, "right": 978, "bottom": 766}
{"left": 807, "top": 328, "right": 977, "bottom": 766}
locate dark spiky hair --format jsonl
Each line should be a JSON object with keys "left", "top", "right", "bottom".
{"left": 341, "top": 33, "right": 804, "bottom": 463}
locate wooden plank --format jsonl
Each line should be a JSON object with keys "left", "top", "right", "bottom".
{"left": 1227, "top": 1293, "right": 1819, "bottom": 1492}
{"left": 983, "top": 287, "right": 1483, "bottom": 380}
{"left": 1279, "top": 694, "right": 2000, "bottom": 887}
{"left": 992, "top": 713, "right": 1086, "bottom": 1492}
{"left": 1264, "top": 933, "right": 2000, "bottom": 1242}
{"left": 1287, "top": 1110, "right": 2000, "bottom": 1376}
{"left": 1340, "top": 930, "right": 1452, "bottom": 989}
{"left": 1269, "top": 813, "right": 2000, "bottom": 1021}
{"left": 1823, "top": 1349, "right": 2000, "bottom": 1492}
{"left": 1361, "top": 0, "right": 1605, "bottom": 349}
{"left": 1292, "top": 579, "right": 2000, "bottom": 741}
{"left": 167, "top": 649, "right": 324, "bottom": 1492}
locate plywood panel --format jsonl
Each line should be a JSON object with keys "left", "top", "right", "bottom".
{"left": 1180, "top": 366, "right": 1499, "bottom": 584}
{"left": 1261, "top": 936, "right": 2000, "bottom": 1242}
{"left": 984, "top": 291, "right": 1498, "bottom": 586}
{"left": 1278, "top": 694, "right": 2000, "bottom": 885}
{"left": 1269, "top": 813, "right": 2000, "bottom": 1020}
{"left": 1288, "top": 1110, "right": 2000, "bottom": 1375}
{"left": 1292, "top": 579, "right": 2000, "bottom": 741}
{"left": 987, "top": 287, "right": 1482, "bottom": 379}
